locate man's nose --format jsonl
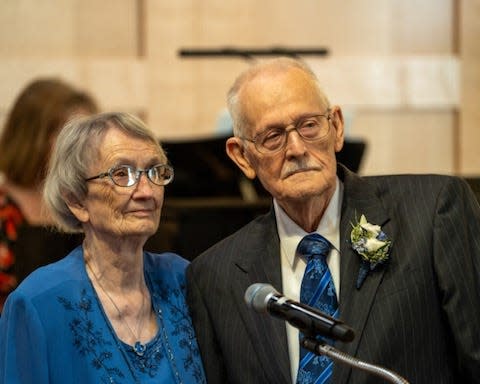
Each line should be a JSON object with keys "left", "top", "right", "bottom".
{"left": 285, "top": 128, "right": 307, "bottom": 155}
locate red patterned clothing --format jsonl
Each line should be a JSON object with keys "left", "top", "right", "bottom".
{"left": 0, "top": 190, "right": 24, "bottom": 311}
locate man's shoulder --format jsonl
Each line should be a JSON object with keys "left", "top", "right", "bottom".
{"left": 360, "top": 173, "right": 466, "bottom": 193}
{"left": 341, "top": 171, "right": 474, "bottom": 213}
{"left": 365, "top": 172, "right": 460, "bottom": 183}
{"left": 190, "top": 210, "right": 273, "bottom": 265}
{"left": 340, "top": 164, "right": 466, "bottom": 194}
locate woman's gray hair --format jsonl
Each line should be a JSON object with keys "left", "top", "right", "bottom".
{"left": 226, "top": 57, "right": 330, "bottom": 137}
{"left": 43, "top": 111, "right": 166, "bottom": 233}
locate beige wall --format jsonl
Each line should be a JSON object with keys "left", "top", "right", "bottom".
{"left": 0, "top": 0, "right": 478, "bottom": 176}
{"left": 460, "top": 0, "right": 480, "bottom": 175}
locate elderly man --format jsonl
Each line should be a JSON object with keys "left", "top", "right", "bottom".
{"left": 186, "top": 57, "right": 480, "bottom": 384}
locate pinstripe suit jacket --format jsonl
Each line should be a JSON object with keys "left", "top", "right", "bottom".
{"left": 186, "top": 166, "right": 480, "bottom": 384}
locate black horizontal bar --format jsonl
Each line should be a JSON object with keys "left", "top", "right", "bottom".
{"left": 178, "top": 47, "right": 329, "bottom": 58}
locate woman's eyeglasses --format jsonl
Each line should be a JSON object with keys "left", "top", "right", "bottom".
{"left": 85, "top": 164, "right": 174, "bottom": 187}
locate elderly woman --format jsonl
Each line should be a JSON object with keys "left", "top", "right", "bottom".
{"left": 0, "top": 112, "right": 206, "bottom": 384}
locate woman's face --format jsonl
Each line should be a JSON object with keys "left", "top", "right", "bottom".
{"left": 77, "top": 127, "right": 166, "bottom": 241}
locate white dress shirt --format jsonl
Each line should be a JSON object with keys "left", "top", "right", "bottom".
{"left": 274, "top": 177, "right": 343, "bottom": 383}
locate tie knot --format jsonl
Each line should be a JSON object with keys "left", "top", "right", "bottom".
{"left": 297, "top": 233, "right": 331, "bottom": 261}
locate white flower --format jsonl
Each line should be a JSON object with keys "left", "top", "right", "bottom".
{"left": 364, "top": 237, "right": 386, "bottom": 253}
{"left": 350, "top": 214, "right": 392, "bottom": 289}
{"left": 359, "top": 215, "right": 381, "bottom": 236}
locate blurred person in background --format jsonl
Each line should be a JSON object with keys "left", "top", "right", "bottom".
{"left": 0, "top": 78, "right": 98, "bottom": 311}
{"left": 0, "top": 112, "right": 205, "bottom": 383}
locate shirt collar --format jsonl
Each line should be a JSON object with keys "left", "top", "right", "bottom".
{"left": 274, "top": 177, "right": 343, "bottom": 268}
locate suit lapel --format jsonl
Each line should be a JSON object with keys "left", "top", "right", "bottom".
{"left": 231, "top": 210, "right": 292, "bottom": 384}
{"left": 331, "top": 166, "right": 394, "bottom": 384}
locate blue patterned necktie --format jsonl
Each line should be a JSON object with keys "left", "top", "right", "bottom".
{"left": 296, "top": 233, "right": 338, "bottom": 384}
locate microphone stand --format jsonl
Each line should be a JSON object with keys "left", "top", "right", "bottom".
{"left": 302, "top": 338, "right": 410, "bottom": 384}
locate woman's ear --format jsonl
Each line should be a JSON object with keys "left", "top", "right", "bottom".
{"left": 64, "top": 193, "right": 89, "bottom": 224}
{"left": 330, "top": 106, "right": 345, "bottom": 153}
{"left": 226, "top": 137, "right": 256, "bottom": 180}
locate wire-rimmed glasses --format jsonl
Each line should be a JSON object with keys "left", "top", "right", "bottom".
{"left": 241, "top": 110, "right": 332, "bottom": 154}
{"left": 85, "top": 164, "right": 174, "bottom": 187}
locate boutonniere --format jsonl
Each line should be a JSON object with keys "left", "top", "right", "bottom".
{"left": 350, "top": 214, "right": 391, "bottom": 289}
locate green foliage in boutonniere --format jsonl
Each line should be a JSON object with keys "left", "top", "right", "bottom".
{"left": 350, "top": 214, "right": 392, "bottom": 289}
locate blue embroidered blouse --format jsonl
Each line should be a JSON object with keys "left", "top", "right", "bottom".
{"left": 0, "top": 246, "right": 206, "bottom": 384}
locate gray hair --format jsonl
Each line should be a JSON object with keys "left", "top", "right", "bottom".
{"left": 43, "top": 112, "right": 166, "bottom": 233}
{"left": 226, "top": 57, "right": 330, "bottom": 137}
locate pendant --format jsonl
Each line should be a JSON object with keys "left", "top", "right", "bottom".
{"left": 134, "top": 341, "right": 146, "bottom": 356}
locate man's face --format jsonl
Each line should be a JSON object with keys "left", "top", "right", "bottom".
{"left": 230, "top": 67, "right": 344, "bottom": 206}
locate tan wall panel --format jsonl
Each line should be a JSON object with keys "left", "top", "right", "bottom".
{"left": 307, "top": 57, "right": 459, "bottom": 108}
{"left": 460, "top": 61, "right": 480, "bottom": 175}
{"left": 146, "top": 0, "right": 198, "bottom": 56}
{"left": 351, "top": 111, "right": 455, "bottom": 175}
{"left": 391, "top": 0, "right": 454, "bottom": 53}
{"left": 0, "top": 0, "right": 138, "bottom": 57}
{"left": 147, "top": 0, "right": 453, "bottom": 57}
{"left": 75, "top": 0, "right": 139, "bottom": 56}
{"left": 146, "top": 0, "right": 391, "bottom": 57}
{"left": 459, "top": 0, "right": 480, "bottom": 175}
{"left": 0, "top": 0, "right": 76, "bottom": 56}
{"left": 461, "top": 0, "right": 480, "bottom": 56}
{"left": 147, "top": 58, "right": 249, "bottom": 139}
{"left": 252, "top": 1, "right": 392, "bottom": 53}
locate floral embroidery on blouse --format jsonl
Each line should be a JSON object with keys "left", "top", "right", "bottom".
{"left": 58, "top": 269, "right": 206, "bottom": 384}
{"left": 154, "top": 273, "right": 206, "bottom": 383}
{"left": 58, "top": 290, "right": 126, "bottom": 383}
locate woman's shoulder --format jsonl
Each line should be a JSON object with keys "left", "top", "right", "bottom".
{"left": 144, "top": 252, "right": 190, "bottom": 292}
{"left": 12, "top": 246, "right": 84, "bottom": 296}
{"left": 144, "top": 251, "right": 189, "bottom": 272}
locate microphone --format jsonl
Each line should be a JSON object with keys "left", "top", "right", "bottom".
{"left": 244, "top": 283, "right": 355, "bottom": 342}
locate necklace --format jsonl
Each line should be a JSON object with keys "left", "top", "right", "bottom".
{"left": 86, "top": 262, "right": 149, "bottom": 356}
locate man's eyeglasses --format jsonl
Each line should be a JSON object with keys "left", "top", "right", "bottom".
{"left": 85, "top": 164, "right": 174, "bottom": 187}
{"left": 241, "top": 111, "right": 332, "bottom": 154}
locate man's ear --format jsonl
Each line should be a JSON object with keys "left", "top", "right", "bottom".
{"left": 226, "top": 137, "right": 256, "bottom": 180}
{"left": 330, "top": 106, "right": 345, "bottom": 153}
{"left": 64, "top": 193, "right": 89, "bottom": 224}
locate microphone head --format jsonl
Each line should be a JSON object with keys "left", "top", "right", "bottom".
{"left": 244, "top": 283, "right": 278, "bottom": 313}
